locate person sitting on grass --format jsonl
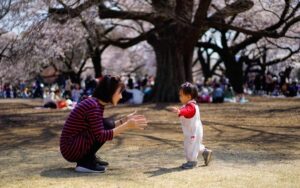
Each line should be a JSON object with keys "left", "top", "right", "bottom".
{"left": 170, "top": 82, "right": 212, "bottom": 169}
{"left": 43, "top": 88, "right": 61, "bottom": 109}
{"left": 224, "top": 85, "right": 236, "bottom": 103}
{"left": 60, "top": 75, "right": 148, "bottom": 173}
{"left": 212, "top": 83, "right": 224, "bottom": 103}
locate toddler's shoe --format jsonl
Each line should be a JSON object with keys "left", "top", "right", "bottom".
{"left": 181, "top": 161, "right": 197, "bottom": 169}
{"left": 202, "top": 149, "right": 212, "bottom": 166}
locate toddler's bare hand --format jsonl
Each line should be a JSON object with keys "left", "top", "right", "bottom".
{"left": 167, "top": 106, "right": 180, "bottom": 114}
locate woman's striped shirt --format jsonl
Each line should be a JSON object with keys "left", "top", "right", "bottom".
{"left": 60, "top": 97, "right": 113, "bottom": 162}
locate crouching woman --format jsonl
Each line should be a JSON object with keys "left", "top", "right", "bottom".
{"left": 60, "top": 75, "right": 148, "bottom": 173}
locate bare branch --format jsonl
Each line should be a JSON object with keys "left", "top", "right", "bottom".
{"left": 110, "top": 23, "right": 143, "bottom": 34}
{"left": 278, "top": 15, "right": 300, "bottom": 36}
{"left": 0, "top": 0, "right": 11, "bottom": 20}
{"left": 129, "top": 64, "right": 144, "bottom": 74}
{"left": 48, "top": 0, "right": 103, "bottom": 18}
{"left": 206, "top": 21, "right": 278, "bottom": 37}
{"left": 98, "top": 4, "right": 167, "bottom": 24}
{"left": 258, "top": 0, "right": 281, "bottom": 20}
{"left": 196, "top": 42, "right": 225, "bottom": 57}
{"left": 266, "top": 45, "right": 300, "bottom": 66}
{"left": 208, "top": 0, "right": 254, "bottom": 22}
{"left": 265, "top": 38, "right": 295, "bottom": 52}
{"left": 78, "top": 56, "right": 88, "bottom": 74}
{"left": 175, "top": 0, "right": 194, "bottom": 22}
{"left": 99, "top": 28, "right": 157, "bottom": 49}
{"left": 193, "top": 0, "right": 212, "bottom": 26}
{"left": 207, "top": 1, "right": 299, "bottom": 40}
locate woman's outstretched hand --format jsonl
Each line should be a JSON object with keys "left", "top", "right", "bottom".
{"left": 113, "top": 112, "right": 148, "bottom": 137}
{"left": 126, "top": 112, "right": 148, "bottom": 130}
{"left": 126, "top": 110, "right": 137, "bottom": 120}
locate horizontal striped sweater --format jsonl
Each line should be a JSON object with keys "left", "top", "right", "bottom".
{"left": 60, "top": 97, "right": 113, "bottom": 161}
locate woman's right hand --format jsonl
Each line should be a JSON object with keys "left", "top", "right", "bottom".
{"left": 113, "top": 114, "right": 148, "bottom": 137}
{"left": 126, "top": 115, "right": 148, "bottom": 130}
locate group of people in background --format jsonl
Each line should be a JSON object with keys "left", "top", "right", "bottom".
{"left": 197, "top": 67, "right": 300, "bottom": 104}
{"left": 0, "top": 74, "right": 156, "bottom": 109}
{"left": 196, "top": 78, "right": 243, "bottom": 104}
{"left": 1, "top": 70, "right": 299, "bottom": 106}
{"left": 249, "top": 71, "right": 299, "bottom": 97}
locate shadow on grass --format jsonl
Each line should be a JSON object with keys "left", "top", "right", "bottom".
{"left": 40, "top": 167, "right": 101, "bottom": 178}
{"left": 144, "top": 166, "right": 183, "bottom": 177}
{"left": 144, "top": 165, "right": 207, "bottom": 177}
{"left": 40, "top": 167, "right": 124, "bottom": 178}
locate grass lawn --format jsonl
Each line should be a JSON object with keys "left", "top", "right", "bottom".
{"left": 0, "top": 97, "right": 299, "bottom": 188}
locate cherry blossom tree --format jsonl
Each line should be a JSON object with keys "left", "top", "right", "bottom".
{"left": 49, "top": 0, "right": 257, "bottom": 101}
{"left": 2, "top": 0, "right": 300, "bottom": 102}
{"left": 0, "top": 0, "right": 13, "bottom": 62}
{"left": 197, "top": 0, "right": 300, "bottom": 93}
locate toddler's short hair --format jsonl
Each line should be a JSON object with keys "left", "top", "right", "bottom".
{"left": 180, "top": 82, "right": 198, "bottom": 99}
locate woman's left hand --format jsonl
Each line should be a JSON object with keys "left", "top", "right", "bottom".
{"left": 126, "top": 115, "right": 148, "bottom": 130}
{"left": 126, "top": 110, "right": 137, "bottom": 121}
{"left": 127, "top": 111, "right": 146, "bottom": 123}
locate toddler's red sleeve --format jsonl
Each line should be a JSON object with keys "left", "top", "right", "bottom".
{"left": 179, "top": 103, "right": 196, "bottom": 118}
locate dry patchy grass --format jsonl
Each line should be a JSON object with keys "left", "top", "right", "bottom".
{"left": 0, "top": 97, "right": 299, "bottom": 188}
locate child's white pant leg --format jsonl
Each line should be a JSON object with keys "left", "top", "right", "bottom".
{"left": 199, "top": 142, "right": 206, "bottom": 154}
{"left": 184, "top": 139, "right": 191, "bottom": 161}
{"left": 184, "top": 127, "right": 206, "bottom": 161}
{"left": 184, "top": 137, "right": 205, "bottom": 161}
{"left": 198, "top": 125, "right": 206, "bottom": 154}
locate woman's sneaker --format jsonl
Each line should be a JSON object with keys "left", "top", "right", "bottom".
{"left": 75, "top": 161, "right": 106, "bottom": 173}
{"left": 202, "top": 149, "right": 212, "bottom": 166}
{"left": 94, "top": 155, "right": 109, "bottom": 166}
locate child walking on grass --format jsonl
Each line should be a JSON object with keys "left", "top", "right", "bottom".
{"left": 171, "top": 82, "right": 212, "bottom": 169}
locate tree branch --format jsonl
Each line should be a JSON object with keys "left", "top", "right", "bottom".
{"left": 206, "top": 21, "right": 278, "bottom": 37}
{"left": 129, "top": 64, "right": 144, "bottom": 74}
{"left": 0, "top": 0, "right": 11, "bottom": 20}
{"left": 99, "top": 28, "right": 157, "bottom": 49}
{"left": 193, "top": 0, "right": 212, "bottom": 26}
{"left": 208, "top": 0, "right": 254, "bottom": 22}
{"left": 78, "top": 56, "right": 88, "bottom": 74}
{"left": 98, "top": 4, "right": 167, "bottom": 24}
{"left": 211, "top": 59, "right": 223, "bottom": 74}
{"left": 48, "top": 0, "right": 103, "bottom": 18}
{"left": 278, "top": 15, "right": 300, "bottom": 36}
{"left": 208, "top": 1, "right": 300, "bottom": 54}
{"left": 175, "top": 0, "right": 194, "bottom": 23}
{"left": 266, "top": 45, "right": 300, "bottom": 66}
{"left": 99, "top": 44, "right": 109, "bottom": 54}
{"left": 196, "top": 42, "right": 225, "bottom": 57}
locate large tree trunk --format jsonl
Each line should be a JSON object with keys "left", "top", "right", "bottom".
{"left": 68, "top": 71, "right": 81, "bottom": 84}
{"left": 148, "top": 31, "right": 194, "bottom": 102}
{"left": 91, "top": 47, "right": 102, "bottom": 78}
{"left": 223, "top": 55, "right": 244, "bottom": 94}
{"left": 197, "top": 49, "right": 213, "bottom": 83}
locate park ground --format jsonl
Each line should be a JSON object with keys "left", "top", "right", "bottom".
{"left": 0, "top": 97, "right": 299, "bottom": 188}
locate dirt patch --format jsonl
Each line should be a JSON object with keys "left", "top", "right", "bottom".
{"left": 0, "top": 97, "right": 299, "bottom": 187}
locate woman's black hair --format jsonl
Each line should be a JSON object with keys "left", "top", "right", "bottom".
{"left": 92, "top": 75, "right": 125, "bottom": 103}
{"left": 180, "top": 82, "right": 198, "bottom": 99}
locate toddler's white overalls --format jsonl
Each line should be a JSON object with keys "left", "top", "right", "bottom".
{"left": 180, "top": 101, "right": 205, "bottom": 162}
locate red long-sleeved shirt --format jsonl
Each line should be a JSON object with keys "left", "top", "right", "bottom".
{"left": 60, "top": 97, "right": 113, "bottom": 162}
{"left": 179, "top": 102, "right": 196, "bottom": 119}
